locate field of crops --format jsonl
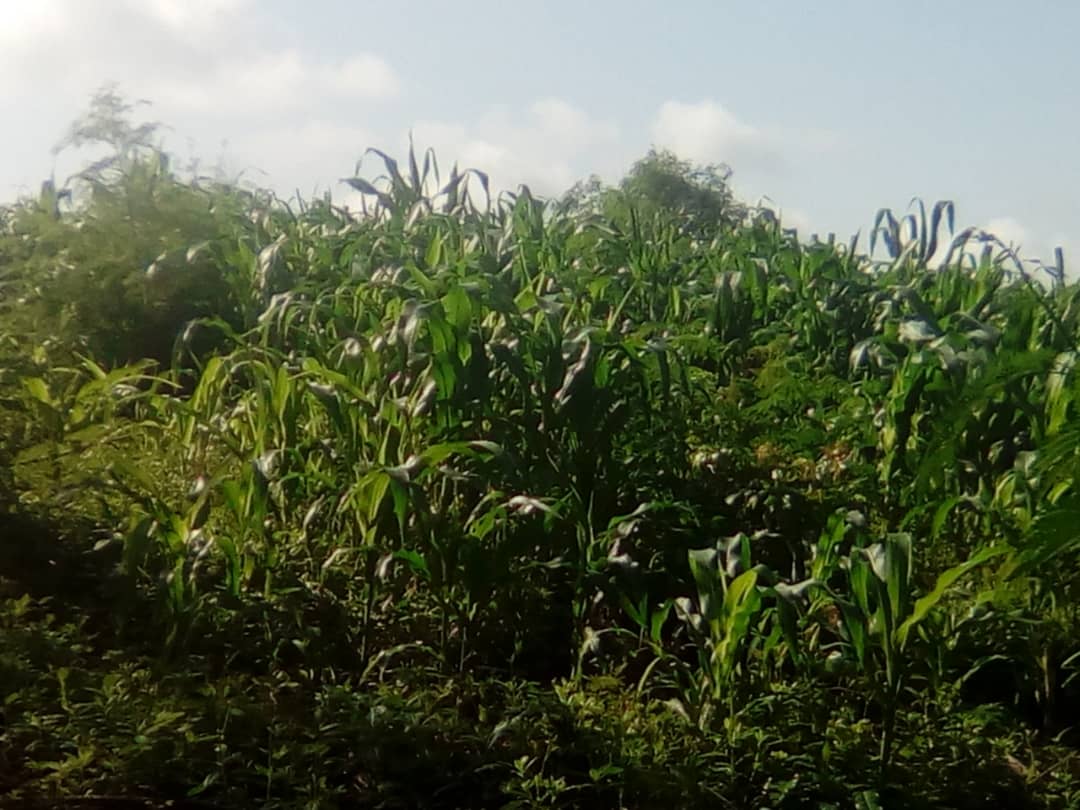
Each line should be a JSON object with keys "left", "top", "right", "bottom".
{"left": 2, "top": 94, "right": 1080, "bottom": 808}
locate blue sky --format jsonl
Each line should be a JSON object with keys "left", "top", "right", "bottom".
{"left": 1, "top": 0, "right": 1077, "bottom": 267}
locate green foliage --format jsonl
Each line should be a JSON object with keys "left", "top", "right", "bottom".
{"left": 3, "top": 93, "right": 1080, "bottom": 807}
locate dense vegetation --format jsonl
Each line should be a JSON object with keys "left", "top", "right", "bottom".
{"left": 2, "top": 91, "right": 1080, "bottom": 808}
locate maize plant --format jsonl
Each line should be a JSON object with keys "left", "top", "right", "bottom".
{"left": 6, "top": 121, "right": 1080, "bottom": 807}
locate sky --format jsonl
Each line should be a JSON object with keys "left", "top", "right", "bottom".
{"left": 1, "top": 0, "right": 1077, "bottom": 269}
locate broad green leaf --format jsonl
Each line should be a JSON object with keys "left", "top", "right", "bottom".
{"left": 442, "top": 284, "right": 472, "bottom": 330}
{"left": 882, "top": 532, "right": 912, "bottom": 622}
{"left": 22, "top": 377, "right": 54, "bottom": 408}
{"left": 896, "top": 544, "right": 1008, "bottom": 648}
{"left": 688, "top": 547, "right": 720, "bottom": 618}
{"left": 723, "top": 567, "right": 759, "bottom": 613}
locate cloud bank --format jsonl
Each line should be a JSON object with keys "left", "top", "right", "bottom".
{"left": 1, "top": 1, "right": 830, "bottom": 243}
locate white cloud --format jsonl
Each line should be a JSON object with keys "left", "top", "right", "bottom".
{"left": 649, "top": 99, "right": 845, "bottom": 182}
{"left": 0, "top": 0, "right": 397, "bottom": 115}
{"left": 224, "top": 119, "right": 379, "bottom": 197}
{"left": 0, "top": 3, "right": 376, "bottom": 203}
{"left": 0, "top": 0, "right": 400, "bottom": 201}
{"left": 402, "top": 99, "right": 622, "bottom": 198}
{"left": 965, "top": 218, "right": 1078, "bottom": 278}
{"left": 1018, "top": 232, "right": 1075, "bottom": 279}
{"left": 136, "top": 0, "right": 251, "bottom": 30}
{"left": 0, "top": 1, "right": 67, "bottom": 43}
{"left": 0, "top": 1, "right": 248, "bottom": 90}
{"left": 327, "top": 54, "right": 401, "bottom": 99}
{"left": 0, "top": 2, "right": 83, "bottom": 94}
{"left": 652, "top": 100, "right": 781, "bottom": 172}
{"left": 529, "top": 98, "right": 620, "bottom": 148}
{"left": 151, "top": 50, "right": 400, "bottom": 119}
{"left": 646, "top": 99, "right": 851, "bottom": 242}
{"left": 215, "top": 98, "right": 621, "bottom": 212}
{"left": 982, "top": 216, "right": 1030, "bottom": 249}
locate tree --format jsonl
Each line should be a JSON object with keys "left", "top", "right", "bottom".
{"left": 560, "top": 148, "right": 747, "bottom": 239}
{"left": 0, "top": 86, "right": 247, "bottom": 369}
